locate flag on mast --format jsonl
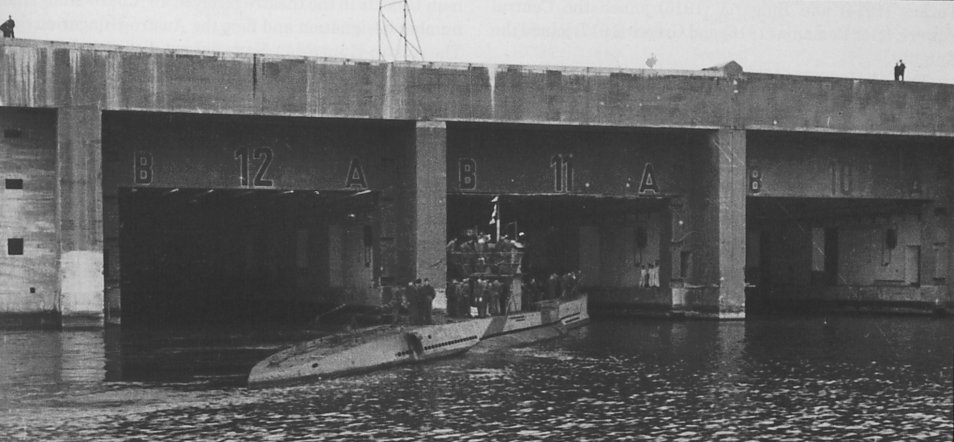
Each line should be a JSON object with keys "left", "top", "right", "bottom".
{"left": 488, "top": 196, "right": 499, "bottom": 225}
{"left": 490, "top": 195, "right": 502, "bottom": 241}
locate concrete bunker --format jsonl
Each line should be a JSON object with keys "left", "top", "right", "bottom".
{"left": 744, "top": 131, "right": 952, "bottom": 314}
{"left": 102, "top": 111, "right": 412, "bottom": 328}
{"left": 447, "top": 193, "right": 671, "bottom": 311}
{"left": 0, "top": 107, "right": 58, "bottom": 327}
{"left": 746, "top": 197, "right": 937, "bottom": 313}
{"left": 445, "top": 122, "right": 709, "bottom": 314}
{"left": 3, "top": 39, "right": 954, "bottom": 329}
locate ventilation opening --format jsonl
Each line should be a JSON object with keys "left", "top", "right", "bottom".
{"left": 3, "top": 128, "right": 23, "bottom": 139}
{"left": 5, "top": 179, "right": 23, "bottom": 189}
{"left": 7, "top": 238, "right": 24, "bottom": 255}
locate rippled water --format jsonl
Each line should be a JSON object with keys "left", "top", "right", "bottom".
{"left": 1, "top": 316, "right": 952, "bottom": 441}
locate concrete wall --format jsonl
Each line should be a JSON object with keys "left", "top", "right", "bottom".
{"left": 753, "top": 213, "right": 950, "bottom": 309}
{"left": 598, "top": 212, "right": 664, "bottom": 288}
{"left": 742, "top": 73, "right": 954, "bottom": 136}
{"left": 102, "top": 112, "right": 411, "bottom": 191}
{"left": 0, "top": 108, "right": 58, "bottom": 325}
{"left": 838, "top": 215, "right": 922, "bottom": 285}
{"left": 446, "top": 124, "right": 697, "bottom": 196}
{"left": 1, "top": 38, "right": 953, "bottom": 325}
{"left": 57, "top": 107, "right": 104, "bottom": 328}
{"left": 681, "top": 130, "right": 747, "bottom": 318}
{"left": 4, "top": 40, "right": 953, "bottom": 136}
{"left": 754, "top": 214, "right": 924, "bottom": 285}
{"left": 747, "top": 130, "right": 953, "bottom": 313}
{"left": 748, "top": 131, "right": 949, "bottom": 200}
{"left": 412, "top": 122, "right": 447, "bottom": 286}
{"left": 585, "top": 210, "right": 672, "bottom": 310}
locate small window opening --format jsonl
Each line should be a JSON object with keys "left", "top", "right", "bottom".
{"left": 8, "top": 238, "right": 24, "bottom": 255}
{"left": 3, "top": 128, "right": 23, "bottom": 138}
{"left": 5, "top": 179, "right": 23, "bottom": 189}
{"left": 679, "top": 251, "right": 692, "bottom": 279}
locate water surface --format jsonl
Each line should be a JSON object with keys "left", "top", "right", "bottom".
{"left": 1, "top": 315, "right": 951, "bottom": 440}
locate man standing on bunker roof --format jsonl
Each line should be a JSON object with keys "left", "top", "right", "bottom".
{"left": 0, "top": 16, "right": 14, "bottom": 38}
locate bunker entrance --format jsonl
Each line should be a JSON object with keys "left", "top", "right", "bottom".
{"left": 746, "top": 197, "right": 928, "bottom": 314}
{"left": 447, "top": 194, "right": 669, "bottom": 304}
{"left": 117, "top": 187, "right": 378, "bottom": 329}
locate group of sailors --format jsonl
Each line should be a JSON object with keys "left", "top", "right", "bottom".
{"left": 521, "top": 270, "right": 581, "bottom": 306}
{"left": 386, "top": 276, "right": 519, "bottom": 322}
{"left": 446, "top": 231, "right": 525, "bottom": 277}
{"left": 639, "top": 261, "right": 662, "bottom": 288}
{"left": 447, "top": 232, "right": 523, "bottom": 254}
{"left": 445, "top": 278, "right": 510, "bottom": 318}
{"left": 388, "top": 278, "right": 436, "bottom": 325}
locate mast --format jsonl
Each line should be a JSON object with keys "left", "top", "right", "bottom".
{"left": 403, "top": 0, "right": 408, "bottom": 61}
{"left": 378, "top": 0, "right": 424, "bottom": 61}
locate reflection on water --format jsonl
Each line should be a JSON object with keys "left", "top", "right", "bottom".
{"left": 1, "top": 316, "right": 951, "bottom": 440}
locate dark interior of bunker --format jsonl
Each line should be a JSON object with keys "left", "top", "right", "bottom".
{"left": 118, "top": 188, "right": 377, "bottom": 327}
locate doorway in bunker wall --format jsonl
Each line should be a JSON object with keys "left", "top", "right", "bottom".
{"left": 116, "top": 187, "right": 379, "bottom": 329}
{"left": 446, "top": 194, "right": 670, "bottom": 312}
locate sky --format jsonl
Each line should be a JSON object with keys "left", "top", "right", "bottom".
{"left": 4, "top": 0, "right": 953, "bottom": 84}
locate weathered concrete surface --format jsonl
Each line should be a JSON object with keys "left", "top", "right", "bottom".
{"left": 938, "top": 151, "right": 953, "bottom": 313}
{"left": 746, "top": 133, "right": 953, "bottom": 314}
{"left": 3, "top": 39, "right": 953, "bottom": 135}
{"left": 445, "top": 124, "right": 698, "bottom": 196}
{"left": 742, "top": 73, "right": 954, "bottom": 136}
{"left": 56, "top": 106, "right": 104, "bottom": 328}
{"left": 413, "top": 121, "right": 448, "bottom": 287}
{"left": 684, "top": 129, "right": 747, "bottom": 318}
{"left": 747, "top": 131, "right": 951, "bottom": 200}
{"left": 948, "top": 153, "right": 954, "bottom": 312}
{"left": 0, "top": 108, "right": 58, "bottom": 317}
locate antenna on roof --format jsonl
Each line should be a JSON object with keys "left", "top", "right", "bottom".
{"left": 378, "top": 0, "right": 424, "bottom": 61}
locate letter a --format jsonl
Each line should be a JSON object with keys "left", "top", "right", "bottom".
{"left": 638, "top": 162, "right": 659, "bottom": 195}
{"left": 345, "top": 158, "right": 368, "bottom": 189}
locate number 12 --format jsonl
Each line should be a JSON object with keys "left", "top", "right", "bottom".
{"left": 235, "top": 147, "right": 274, "bottom": 187}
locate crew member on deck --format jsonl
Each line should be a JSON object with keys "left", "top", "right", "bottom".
{"left": 446, "top": 279, "right": 459, "bottom": 318}
{"left": 499, "top": 279, "right": 511, "bottom": 314}
{"left": 460, "top": 279, "right": 473, "bottom": 317}
{"left": 407, "top": 279, "right": 422, "bottom": 325}
{"left": 546, "top": 273, "right": 560, "bottom": 300}
{"left": 421, "top": 278, "right": 436, "bottom": 324}
{"left": 389, "top": 285, "right": 405, "bottom": 324}
{"left": 488, "top": 279, "right": 501, "bottom": 316}
{"left": 476, "top": 278, "right": 489, "bottom": 318}
{"left": 560, "top": 272, "right": 577, "bottom": 298}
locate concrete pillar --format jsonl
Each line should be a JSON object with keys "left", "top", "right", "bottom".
{"left": 921, "top": 202, "right": 950, "bottom": 303}
{"left": 923, "top": 148, "right": 954, "bottom": 313}
{"left": 412, "top": 121, "right": 447, "bottom": 290}
{"left": 56, "top": 106, "right": 104, "bottom": 328}
{"left": 946, "top": 152, "right": 954, "bottom": 313}
{"left": 684, "top": 129, "right": 746, "bottom": 319}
